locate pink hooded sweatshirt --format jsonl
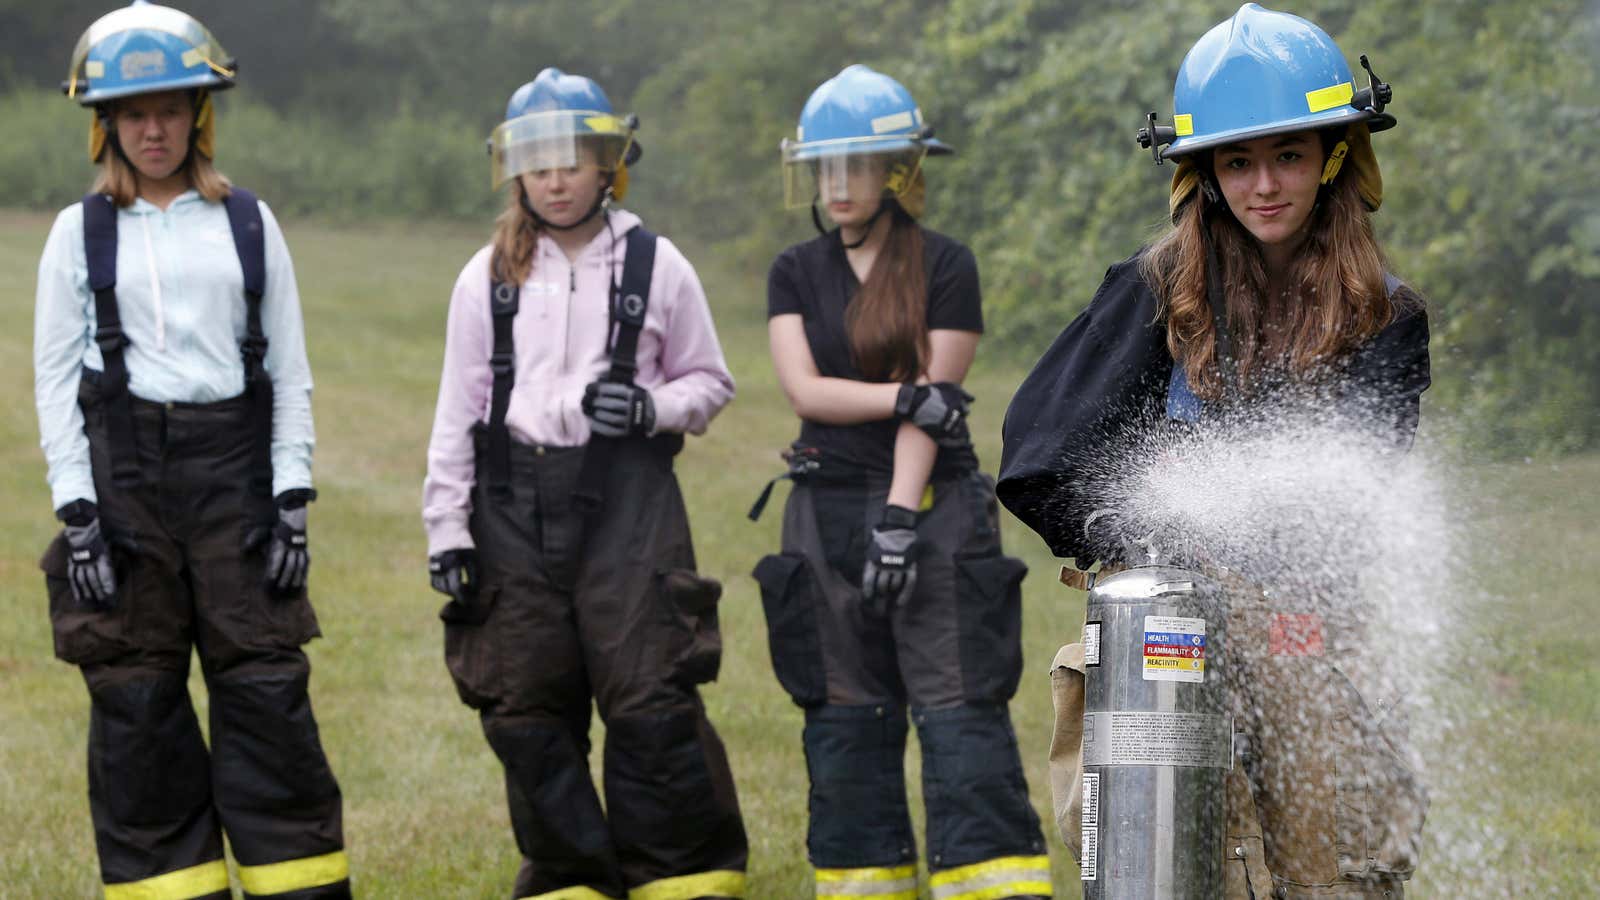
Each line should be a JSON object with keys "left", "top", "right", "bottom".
{"left": 422, "top": 209, "right": 734, "bottom": 555}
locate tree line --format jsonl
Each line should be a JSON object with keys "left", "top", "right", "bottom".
{"left": 2, "top": 0, "right": 1595, "bottom": 456}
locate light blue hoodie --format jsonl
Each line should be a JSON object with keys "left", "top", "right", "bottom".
{"left": 34, "top": 189, "right": 313, "bottom": 508}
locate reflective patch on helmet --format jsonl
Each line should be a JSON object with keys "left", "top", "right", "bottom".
{"left": 85, "top": 60, "right": 105, "bottom": 78}
{"left": 1319, "top": 140, "right": 1349, "bottom": 185}
{"left": 871, "top": 110, "right": 915, "bottom": 134}
{"left": 120, "top": 50, "right": 168, "bottom": 80}
{"left": 1174, "top": 114, "right": 1194, "bottom": 136}
{"left": 181, "top": 48, "right": 203, "bottom": 68}
{"left": 583, "top": 114, "right": 622, "bottom": 134}
{"left": 1305, "top": 81, "right": 1354, "bottom": 113}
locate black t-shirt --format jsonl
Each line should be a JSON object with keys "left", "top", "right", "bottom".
{"left": 767, "top": 227, "right": 985, "bottom": 480}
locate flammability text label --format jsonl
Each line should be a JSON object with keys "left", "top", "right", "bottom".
{"left": 1143, "top": 615, "right": 1207, "bottom": 683}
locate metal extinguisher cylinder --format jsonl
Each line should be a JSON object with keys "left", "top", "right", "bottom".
{"left": 1080, "top": 565, "right": 1230, "bottom": 898}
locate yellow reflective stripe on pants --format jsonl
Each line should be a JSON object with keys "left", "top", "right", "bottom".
{"left": 928, "top": 854, "right": 1052, "bottom": 900}
{"left": 815, "top": 864, "right": 918, "bottom": 899}
{"left": 517, "top": 887, "right": 617, "bottom": 900}
{"left": 629, "top": 869, "right": 747, "bottom": 899}
{"left": 104, "top": 859, "right": 230, "bottom": 900}
{"left": 237, "top": 849, "right": 349, "bottom": 896}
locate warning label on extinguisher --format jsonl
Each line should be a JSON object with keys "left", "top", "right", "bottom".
{"left": 1143, "top": 615, "right": 1207, "bottom": 683}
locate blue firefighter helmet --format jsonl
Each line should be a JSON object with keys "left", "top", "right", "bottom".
{"left": 781, "top": 64, "right": 951, "bottom": 209}
{"left": 1137, "top": 3, "right": 1395, "bottom": 162}
{"left": 63, "top": 1, "right": 235, "bottom": 106}
{"left": 488, "top": 67, "right": 640, "bottom": 191}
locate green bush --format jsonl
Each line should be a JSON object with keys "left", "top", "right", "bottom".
{"left": 0, "top": 89, "right": 496, "bottom": 222}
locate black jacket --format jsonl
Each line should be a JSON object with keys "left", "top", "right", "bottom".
{"left": 996, "top": 251, "right": 1430, "bottom": 562}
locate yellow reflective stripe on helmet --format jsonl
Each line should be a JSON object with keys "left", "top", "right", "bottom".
{"left": 583, "top": 114, "right": 624, "bottom": 135}
{"left": 815, "top": 864, "right": 918, "bottom": 899}
{"left": 1174, "top": 113, "right": 1194, "bottom": 136}
{"left": 104, "top": 859, "right": 229, "bottom": 900}
{"left": 928, "top": 855, "right": 1051, "bottom": 900}
{"left": 236, "top": 850, "right": 348, "bottom": 896}
{"left": 1305, "top": 81, "right": 1354, "bottom": 113}
{"left": 628, "top": 870, "right": 746, "bottom": 900}
{"left": 1320, "top": 139, "right": 1349, "bottom": 185}
{"left": 516, "top": 886, "right": 616, "bottom": 900}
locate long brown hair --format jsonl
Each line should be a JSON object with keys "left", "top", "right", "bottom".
{"left": 1140, "top": 147, "right": 1401, "bottom": 400}
{"left": 847, "top": 203, "right": 928, "bottom": 382}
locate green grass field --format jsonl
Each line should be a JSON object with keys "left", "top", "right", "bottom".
{"left": 2, "top": 209, "right": 1595, "bottom": 897}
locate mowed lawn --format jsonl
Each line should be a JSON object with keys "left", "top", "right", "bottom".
{"left": 2, "top": 209, "right": 1595, "bottom": 897}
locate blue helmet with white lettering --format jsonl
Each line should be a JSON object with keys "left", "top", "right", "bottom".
{"left": 63, "top": 1, "right": 235, "bottom": 106}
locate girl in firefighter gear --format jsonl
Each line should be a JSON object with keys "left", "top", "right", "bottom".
{"left": 422, "top": 67, "right": 747, "bottom": 900}
{"left": 32, "top": 3, "right": 349, "bottom": 898}
{"left": 998, "top": 5, "right": 1430, "bottom": 897}
{"left": 754, "top": 64, "right": 1051, "bottom": 900}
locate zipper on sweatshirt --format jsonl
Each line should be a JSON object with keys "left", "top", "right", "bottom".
{"left": 559, "top": 260, "right": 577, "bottom": 443}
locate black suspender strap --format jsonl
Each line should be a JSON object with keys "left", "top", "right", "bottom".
{"left": 573, "top": 226, "right": 657, "bottom": 514}
{"left": 81, "top": 194, "right": 141, "bottom": 489}
{"left": 605, "top": 226, "right": 658, "bottom": 383}
{"left": 222, "top": 188, "right": 273, "bottom": 497}
{"left": 79, "top": 189, "right": 273, "bottom": 496}
{"left": 484, "top": 276, "right": 520, "bottom": 501}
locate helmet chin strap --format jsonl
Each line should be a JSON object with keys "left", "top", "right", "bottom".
{"left": 521, "top": 177, "right": 614, "bottom": 231}
{"left": 812, "top": 193, "right": 897, "bottom": 248}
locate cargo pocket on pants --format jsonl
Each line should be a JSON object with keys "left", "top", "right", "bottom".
{"left": 41, "top": 532, "right": 130, "bottom": 666}
{"left": 659, "top": 568, "right": 724, "bottom": 686}
{"left": 440, "top": 587, "right": 502, "bottom": 710}
{"left": 954, "top": 553, "right": 1029, "bottom": 703}
{"left": 1331, "top": 668, "right": 1428, "bottom": 882}
{"left": 752, "top": 553, "right": 826, "bottom": 707}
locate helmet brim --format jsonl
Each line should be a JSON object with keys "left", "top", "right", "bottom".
{"left": 1163, "top": 106, "right": 1385, "bottom": 159}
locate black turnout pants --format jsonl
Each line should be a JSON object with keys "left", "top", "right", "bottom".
{"left": 41, "top": 385, "right": 348, "bottom": 899}
{"left": 442, "top": 438, "right": 747, "bottom": 900}
{"left": 753, "top": 471, "right": 1051, "bottom": 898}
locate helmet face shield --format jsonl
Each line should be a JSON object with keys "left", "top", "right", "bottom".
{"left": 781, "top": 137, "right": 926, "bottom": 209}
{"left": 489, "top": 109, "right": 633, "bottom": 187}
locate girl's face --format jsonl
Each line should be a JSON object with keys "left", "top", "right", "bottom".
{"left": 518, "top": 144, "right": 607, "bottom": 228}
{"left": 819, "top": 153, "right": 887, "bottom": 228}
{"left": 1213, "top": 130, "right": 1323, "bottom": 250}
{"left": 112, "top": 90, "right": 194, "bottom": 181}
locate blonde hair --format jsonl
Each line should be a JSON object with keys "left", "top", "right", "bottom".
{"left": 489, "top": 179, "right": 542, "bottom": 285}
{"left": 92, "top": 96, "right": 231, "bottom": 208}
{"left": 489, "top": 146, "right": 615, "bottom": 284}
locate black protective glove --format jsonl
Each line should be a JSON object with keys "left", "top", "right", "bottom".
{"left": 59, "top": 501, "right": 117, "bottom": 610}
{"left": 582, "top": 380, "right": 655, "bottom": 438}
{"left": 895, "top": 381, "right": 974, "bottom": 446}
{"left": 428, "top": 548, "right": 479, "bottom": 605}
{"left": 258, "top": 489, "right": 314, "bottom": 594}
{"left": 861, "top": 504, "right": 919, "bottom": 617}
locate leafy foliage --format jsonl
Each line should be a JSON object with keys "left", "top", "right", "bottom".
{"left": 1, "top": 0, "right": 1594, "bottom": 455}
